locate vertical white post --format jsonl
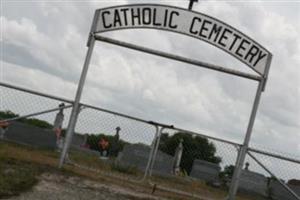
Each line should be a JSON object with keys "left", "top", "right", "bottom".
{"left": 59, "top": 36, "right": 96, "bottom": 168}
{"left": 143, "top": 125, "right": 159, "bottom": 180}
{"left": 149, "top": 127, "right": 164, "bottom": 176}
{"left": 227, "top": 79, "right": 264, "bottom": 199}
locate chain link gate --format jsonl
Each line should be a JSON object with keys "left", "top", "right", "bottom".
{"left": 0, "top": 83, "right": 73, "bottom": 149}
{"left": 245, "top": 149, "right": 300, "bottom": 200}
{"left": 1, "top": 82, "right": 300, "bottom": 199}
{"left": 0, "top": 83, "right": 300, "bottom": 200}
{"left": 147, "top": 125, "right": 240, "bottom": 199}
{"left": 65, "top": 105, "right": 158, "bottom": 182}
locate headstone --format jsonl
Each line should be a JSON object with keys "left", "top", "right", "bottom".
{"left": 173, "top": 139, "right": 183, "bottom": 175}
{"left": 116, "top": 144, "right": 173, "bottom": 175}
{"left": 269, "top": 179, "right": 300, "bottom": 200}
{"left": 115, "top": 126, "right": 121, "bottom": 141}
{"left": 238, "top": 170, "right": 268, "bottom": 197}
{"left": 4, "top": 121, "right": 56, "bottom": 149}
{"left": 71, "top": 134, "right": 86, "bottom": 147}
{"left": 190, "top": 159, "right": 221, "bottom": 183}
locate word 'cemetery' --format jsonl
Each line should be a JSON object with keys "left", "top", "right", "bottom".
{"left": 94, "top": 5, "right": 271, "bottom": 76}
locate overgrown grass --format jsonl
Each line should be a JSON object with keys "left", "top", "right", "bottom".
{"left": 0, "top": 141, "right": 263, "bottom": 200}
{"left": 0, "top": 141, "right": 62, "bottom": 198}
{"left": 0, "top": 157, "right": 41, "bottom": 198}
{"left": 110, "top": 162, "right": 138, "bottom": 175}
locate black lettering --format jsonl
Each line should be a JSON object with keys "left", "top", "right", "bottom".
{"left": 113, "top": 10, "right": 122, "bottom": 27}
{"left": 142, "top": 8, "right": 151, "bottom": 25}
{"left": 102, "top": 11, "right": 112, "bottom": 28}
{"left": 229, "top": 33, "right": 242, "bottom": 51}
{"left": 235, "top": 39, "right": 250, "bottom": 57}
{"left": 169, "top": 11, "right": 179, "bottom": 29}
{"left": 208, "top": 23, "right": 222, "bottom": 42}
{"left": 131, "top": 8, "right": 141, "bottom": 26}
{"left": 153, "top": 8, "right": 161, "bottom": 26}
{"left": 218, "top": 28, "right": 232, "bottom": 47}
{"left": 190, "top": 17, "right": 201, "bottom": 34}
{"left": 254, "top": 51, "right": 267, "bottom": 67}
{"left": 245, "top": 45, "right": 259, "bottom": 63}
{"left": 163, "top": 10, "right": 168, "bottom": 27}
{"left": 120, "top": 8, "right": 129, "bottom": 26}
{"left": 199, "top": 19, "right": 212, "bottom": 38}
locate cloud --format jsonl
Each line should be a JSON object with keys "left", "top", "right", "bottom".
{"left": 1, "top": 0, "right": 300, "bottom": 179}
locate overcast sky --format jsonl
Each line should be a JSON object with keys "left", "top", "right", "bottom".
{"left": 1, "top": 0, "right": 300, "bottom": 165}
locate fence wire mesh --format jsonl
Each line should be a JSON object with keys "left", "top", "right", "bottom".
{"left": 147, "top": 127, "right": 240, "bottom": 199}
{"left": 0, "top": 84, "right": 72, "bottom": 149}
{"left": 243, "top": 150, "right": 300, "bottom": 200}
{"left": 1, "top": 82, "right": 300, "bottom": 200}
{"left": 67, "top": 106, "right": 157, "bottom": 181}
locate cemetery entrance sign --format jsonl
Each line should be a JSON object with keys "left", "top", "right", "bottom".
{"left": 95, "top": 4, "right": 270, "bottom": 76}
{"left": 60, "top": 4, "right": 272, "bottom": 200}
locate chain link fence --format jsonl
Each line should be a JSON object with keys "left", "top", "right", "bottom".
{"left": 66, "top": 105, "right": 158, "bottom": 181}
{"left": 0, "top": 82, "right": 299, "bottom": 200}
{"left": 244, "top": 149, "right": 300, "bottom": 200}
{"left": 0, "top": 83, "right": 72, "bottom": 149}
{"left": 145, "top": 127, "right": 240, "bottom": 199}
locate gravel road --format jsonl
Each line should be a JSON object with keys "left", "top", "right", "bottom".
{"left": 4, "top": 173, "right": 162, "bottom": 200}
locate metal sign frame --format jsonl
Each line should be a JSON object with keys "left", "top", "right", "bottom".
{"left": 59, "top": 4, "right": 272, "bottom": 200}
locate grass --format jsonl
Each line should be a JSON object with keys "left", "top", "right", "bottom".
{"left": 110, "top": 162, "right": 138, "bottom": 175}
{"left": 0, "top": 141, "right": 62, "bottom": 198}
{"left": 0, "top": 141, "right": 264, "bottom": 200}
{"left": 0, "top": 157, "right": 41, "bottom": 198}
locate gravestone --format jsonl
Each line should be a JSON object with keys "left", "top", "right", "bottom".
{"left": 238, "top": 170, "right": 268, "bottom": 197}
{"left": 4, "top": 121, "right": 56, "bottom": 149}
{"left": 116, "top": 144, "right": 173, "bottom": 175}
{"left": 269, "top": 179, "right": 300, "bottom": 200}
{"left": 71, "top": 133, "right": 86, "bottom": 147}
{"left": 190, "top": 159, "right": 221, "bottom": 183}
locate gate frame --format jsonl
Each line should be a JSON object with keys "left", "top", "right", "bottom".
{"left": 58, "top": 4, "right": 273, "bottom": 200}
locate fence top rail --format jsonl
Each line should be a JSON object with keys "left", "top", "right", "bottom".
{"left": 166, "top": 126, "right": 242, "bottom": 147}
{"left": 248, "top": 147, "right": 300, "bottom": 165}
{"left": 0, "top": 81, "right": 73, "bottom": 104}
{"left": 81, "top": 104, "right": 150, "bottom": 124}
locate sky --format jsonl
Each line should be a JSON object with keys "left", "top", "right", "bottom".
{"left": 1, "top": 0, "right": 300, "bottom": 178}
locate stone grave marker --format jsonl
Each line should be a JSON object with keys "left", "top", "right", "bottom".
{"left": 4, "top": 121, "right": 56, "bottom": 149}
{"left": 116, "top": 144, "right": 173, "bottom": 175}
{"left": 238, "top": 170, "right": 268, "bottom": 197}
{"left": 190, "top": 159, "right": 221, "bottom": 183}
{"left": 269, "top": 179, "right": 300, "bottom": 200}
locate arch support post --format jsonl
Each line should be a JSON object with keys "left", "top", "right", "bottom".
{"left": 59, "top": 35, "right": 96, "bottom": 168}
{"left": 227, "top": 79, "right": 265, "bottom": 200}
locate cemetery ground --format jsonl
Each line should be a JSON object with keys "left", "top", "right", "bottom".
{"left": 0, "top": 141, "right": 265, "bottom": 200}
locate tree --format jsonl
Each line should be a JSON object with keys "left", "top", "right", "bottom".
{"left": 0, "top": 110, "right": 18, "bottom": 119}
{"left": 159, "top": 132, "right": 221, "bottom": 174}
{"left": 0, "top": 110, "right": 53, "bottom": 129}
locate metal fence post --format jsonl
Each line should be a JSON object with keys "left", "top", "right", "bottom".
{"left": 227, "top": 79, "right": 265, "bottom": 200}
{"left": 59, "top": 36, "right": 96, "bottom": 168}
{"left": 143, "top": 125, "right": 159, "bottom": 180}
{"left": 149, "top": 127, "right": 164, "bottom": 176}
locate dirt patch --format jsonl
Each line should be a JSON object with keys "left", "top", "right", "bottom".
{"left": 3, "top": 172, "right": 162, "bottom": 200}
